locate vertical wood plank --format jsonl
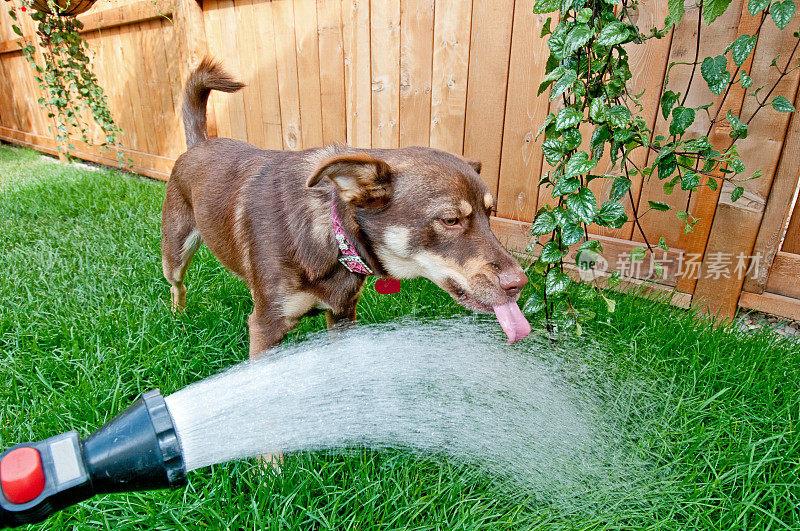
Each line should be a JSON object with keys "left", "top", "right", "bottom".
{"left": 317, "top": 0, "right": 347, "bottom": 144}
{"left": 587, "top": 0, "right": 673, "bottom": 240}
{"left": 634, "top": 0, "right": 745, "bottom": 298}
{"left": 462, "top": 0, "right": 514, "bottom": 193}
{"left": 692, "top": 6, "right": 800, "bottom": 317}
{"left": 235, "top": 0, "right": 268, "bottom": 149}
{"left": 213, "top": 0, "right": 248, "bottom": 141}
{"left": 783, "top": 196, "right": 800, "bottom": 254}
{"left": 158, "top": 18, "right": 184, "bottom": 157}
{"left": 294, "top": 0, "right": 325, "bottom": 148}
{"left": 743, "top": 50, "right": 800, "bottom": 289}
{"left": 399, "top": 0, "right": 434, "bottom": 147}
{"left": 341, "top": 0, "right": 372, "bottom": 147}
{"left": 174, "top": 0, "right": 215, "bottom": 139}
{"left": 203, "top": 0, "right": 232, "bottom": 138}
{"left": 495, "top": 0, "right": 550, "bottom": 222}
{"left": 273, "top": 0, "right": 303, "bottom": 150}
{"left": 250, "top": 0, "right": 285, "bottom": 150}
{"left": 370, "top": 0, "right": 401, "bottom": 148}
{"left": 429, "top": 0, "right": 471, "bottom": 153}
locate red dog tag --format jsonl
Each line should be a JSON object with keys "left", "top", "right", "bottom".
{"left": 375, "top": 278, "right": 401, "bottom": 294}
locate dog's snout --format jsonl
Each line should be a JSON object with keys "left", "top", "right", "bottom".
{"left": 498, "top": 271, "right": 527, "bottom": 297}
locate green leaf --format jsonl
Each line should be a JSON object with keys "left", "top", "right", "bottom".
{"left": 670, "top": 106, "right": 696, "bottom": 136}
{"left": 681, "top": 170, "right": 700, "bottom": 190}
{"left": 546, "top": 268, "right": 571, "bottom": 296}
{"left": 576, "top": 7, "right": 593, "bottom": 23}
{"left": 610, "top": 176, "right": 632, "bottom": 202}
{"left": 597, "top": 22, "right": 630, "bottom": 46}
{"left": 556, "top": 107, "right": 582, "bottom": 130}
{"left": 561, "top": 220, "right": 585, "bottom": 246}
{"left": 701, "top": 55, "right": 730, "bottom": 95}
{"left": 729, "top": 158, "right": 745, "bottom": 174}
{"left": 549, "top": 69, "right": 577, "bottom": 100}
{"left": 590, "top": 125, "right": 611, "bottom": 160}
{"left": 597, "top": 200, "right": 626, "bottom": 225}
{"left": 564, "top": 151, "right": 598, "bottom": 177}
{"left": 730, "top": 34, "right": 756, "bottom": 67}
{"left": 748, "top": 0, "right": 771, "bottom": 14}
{"left": 731, "top": 186, "right": 744, "bottom": 202}
{"left": 12, "top": 25, "right": 23, "bottom": 36}
{"left": 534, "top": 0, "right": 561, "bottom": 13}
{"left": 772, "top": 95, "right": 796, "bottom": 113}
{"left": 648, "top": 200, "right": 671, "bottom": 211}
{"left": 703, "top": 0, "right": 735, "bottom": 23}
{"left": 542, "top": 139, "right": 564, "bottom": 164}
{"left": 663, "top": 176, "right": 680, "bottom": 195}
{"left": 661, "top": 90, "right": 679, "bottom": 120}
{"left": 566, "top": 187, "right": 598, "bottom": 224}
{"left": 658, "top": 153, "right": 677, "bottom": 180}
{"left": 531, "top": 211, "right": 558, "bottom": 235}
{"left": 523, "top": 292, "right": 546, "bottom": 314}
{"left": 590, "top": 97, "right": 608, "bottom": 122}
{"left": 629, "top": 246, "right": 647, "bottom": 261}
{"left": 535, "top": 113, "right": 556, "bottom": 140}
{"left": 666, "top": 0, "right": 686, "bottom": 25}
{"left": 771, "top": 0, "right": 795, "bottom": 29}
{"left": 564, "top": 24, "right": 593, "bottom": 57}
{"left": 553, "top": 177, "right": 581, "bottom": 196}
{"left": 658, "top": 237, "right": 669, "bottom": 251}
{"left": 540, "top": 241, "right": 565, "bottom": 263}
{"left": 606, "top": 105, "right": 631, "bottom": 128}
{"left": 706, "top": 177, "right": 718, "bottom": 191}
{"left": 740, "top": 72, "right": 753, "bottom": 88}
{"left": 562, "top": 129, "right": 582, "bottom": 151}
{"left": 726, "top": 110, "right": 749, "bottom": 139}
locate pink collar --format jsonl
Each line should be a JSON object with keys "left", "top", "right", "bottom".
{"left": 330, "top": 190, "right": 373, "bottom": 275}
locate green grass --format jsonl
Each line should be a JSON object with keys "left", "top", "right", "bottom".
{"left": 1, "top": 143, "right": 798, "bottom": 529}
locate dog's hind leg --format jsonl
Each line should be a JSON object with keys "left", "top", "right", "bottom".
{"left": 161, "top": 185, "right": 202, "bottom": 312}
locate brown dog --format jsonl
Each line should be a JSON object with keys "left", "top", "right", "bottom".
{"left": 162, "top": 59, "right": 530, "bottom": 358}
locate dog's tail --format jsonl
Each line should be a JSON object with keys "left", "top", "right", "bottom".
{"left": 182, "top": 58, "right": 245, "bottom": 148}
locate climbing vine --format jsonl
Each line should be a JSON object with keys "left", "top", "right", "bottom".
{"left": 525, "top": 0, "right": 799, "bottom": 331}
{"left": 7, "top": 0, "right": 125, "bottom": 163}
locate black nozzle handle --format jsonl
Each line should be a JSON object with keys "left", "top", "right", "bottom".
{"left": 0, "top": 390, "right": 186, "bottom": 529}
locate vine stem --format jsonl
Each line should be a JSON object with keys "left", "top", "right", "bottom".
{"left": 680, "top": 0, "right": 704, "bottom": 107}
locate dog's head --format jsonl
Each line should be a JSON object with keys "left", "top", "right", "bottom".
{"left": 307, "top": 147, "right": 528, "bottom": 321}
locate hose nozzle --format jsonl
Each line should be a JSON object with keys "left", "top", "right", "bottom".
{"left": 0, "top": 390, "right": 185, "bottom": 528}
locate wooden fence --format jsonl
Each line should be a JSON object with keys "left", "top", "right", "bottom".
{"left": 2, "top": 0, "right": 799, "bottom": 321}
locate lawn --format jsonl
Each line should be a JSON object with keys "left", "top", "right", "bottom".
{"left": 1, "top": 143, "right": 798, "bottom": 530}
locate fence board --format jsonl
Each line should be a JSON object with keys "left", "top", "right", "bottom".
{"left": 294, "top": 0, "right": 325, "bottom": 148}
{"left": 462, "top": 0, "right": 514, "bottom": 194}
{"left": 317, "top": 0, "right": 347, "bottom": 144}
{"left": 341, "top": 0, "right": 371, "bottom": 147}
{"left": 428, "top": 0, "right": 471, "bottom": 153}
{"left": 784, "top": 199, "right": 800, "bottom": 254}
{"left": 398, "top": 0, "right": 434, "bottom": 147}
{"left": 692, "top": 6, "right": 800, "bottom": 317}
{"left": 495, "top": 1, "right": 550, "bottom": 221}
{"left": 249, "top": 0, "right": 284, "bottom": 150}
{"left": 587, "top": 0, "right": 673, "bottom": 241}
{"left": 370, "top": 0, "right": 401, "bottom": 148}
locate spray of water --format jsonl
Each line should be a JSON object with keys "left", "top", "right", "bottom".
{"left": 166, "top": 317, "right": 665, "bottom": 512}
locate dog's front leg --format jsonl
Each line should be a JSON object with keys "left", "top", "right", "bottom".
{"left": 324, "top": 303, "right": 357, "bottom": 330}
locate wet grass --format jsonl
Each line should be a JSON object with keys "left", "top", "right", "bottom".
{"left": 1, "top": 143, "right": 798, "bottom": 529}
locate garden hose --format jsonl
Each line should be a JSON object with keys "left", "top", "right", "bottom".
{"left": 0, "top": 390, "right": 185, "bottom": 528}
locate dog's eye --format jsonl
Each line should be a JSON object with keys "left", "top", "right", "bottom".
{"left": 441, "top": 217, "right": 460, "bottom": 227}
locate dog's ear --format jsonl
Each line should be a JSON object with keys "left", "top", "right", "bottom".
{"left": 465, "top": 158, "right": 482, "bottom": 174}
{"left": 307, "top": 154, "right": 393, "bottom": 208}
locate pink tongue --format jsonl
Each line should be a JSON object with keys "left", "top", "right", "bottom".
{"left": 493, "top": 301, "right": 531, "bottom": 344}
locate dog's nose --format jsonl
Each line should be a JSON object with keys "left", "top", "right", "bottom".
{"left": 498, "top": 271, "right": 527, "bottom": 297}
